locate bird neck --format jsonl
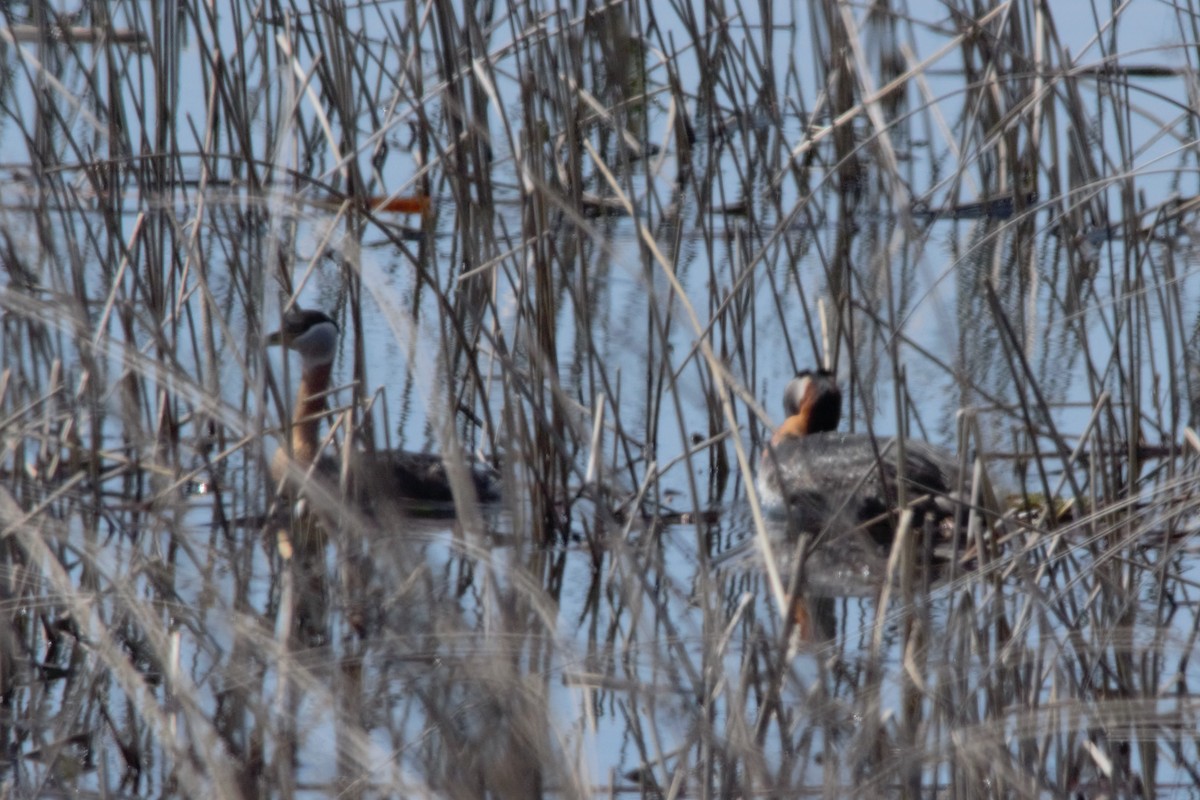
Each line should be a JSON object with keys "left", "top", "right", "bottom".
{"left": 291, "top": 361, "right": 332, "bottom": 467}
{"left": 772, "top": 408, "right": 811, "bottom": 445}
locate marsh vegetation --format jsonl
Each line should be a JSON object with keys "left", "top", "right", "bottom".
{"left": 2, "top": 0, "right": 1200, "bottom": 796}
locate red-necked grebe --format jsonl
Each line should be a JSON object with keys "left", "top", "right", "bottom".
{"left": 267, "top": 307, "right": 500, "bottom": 504}
{"left": 756, "top": 369, "right": 960, "bottom": 542}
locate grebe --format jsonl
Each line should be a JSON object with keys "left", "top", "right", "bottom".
{"left": 757, "top": 369, "right": 960, "bottom": 543}
{"left": 267, "top": 307, "right": 500, "bottom": 504}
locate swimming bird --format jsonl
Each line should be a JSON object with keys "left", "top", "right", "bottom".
{"left": 756, "top": 369, "right": 961, "bottom": 544}
{"left": 267, "top": 307, "right": 500, "bottom": 506}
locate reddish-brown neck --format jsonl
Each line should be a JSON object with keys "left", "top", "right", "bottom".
{"left": 291, "top": 361, "right": 332, "bottom": 467}
{"left": 771, "top": 406, "right": 811, "bottom": 445}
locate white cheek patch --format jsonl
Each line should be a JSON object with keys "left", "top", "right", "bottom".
{"left": 784, "top": 376, "right": 812, "bottom": 415}
{"left": 293, "top": 321, "right": 338, "bottom": 367}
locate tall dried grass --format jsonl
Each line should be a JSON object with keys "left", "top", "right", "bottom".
{"left": 2, "top": 0, "right": 1199, "bottom": 796}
